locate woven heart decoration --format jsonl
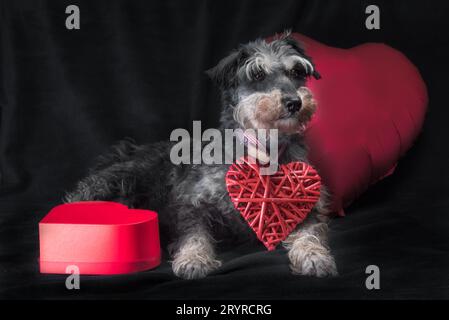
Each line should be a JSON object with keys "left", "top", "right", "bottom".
{"left": 225, "top": 158, "right": 321, "bottom": 250}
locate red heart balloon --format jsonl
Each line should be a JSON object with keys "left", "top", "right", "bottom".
{"left": 225, "top": 158, "right": 321, "bottom": 250}
{"left": 268, "top": 33, "right": 428, "bottom": 214}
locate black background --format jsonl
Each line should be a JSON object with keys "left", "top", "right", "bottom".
{"left": 1, "top": 0, "right": 449, "bottom": 299}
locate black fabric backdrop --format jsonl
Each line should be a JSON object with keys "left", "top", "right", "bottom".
{"left": 1, "top": 0, "right": 449, "bottom": 299}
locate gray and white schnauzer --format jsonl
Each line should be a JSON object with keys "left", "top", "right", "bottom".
{"left": 65, "top": 32, "right": 338, "bottom": 279}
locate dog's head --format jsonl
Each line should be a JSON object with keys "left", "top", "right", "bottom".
{"left": 207, "top": 32, "right": 320, "bottom": 134}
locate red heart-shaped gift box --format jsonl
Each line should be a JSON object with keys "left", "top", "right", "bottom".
{"left": 39, "top": 201, "right": 160, "bottom": 275}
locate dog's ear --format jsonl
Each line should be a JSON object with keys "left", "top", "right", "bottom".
{"left": 281, "top": 34, "right": 321, "bottom": 80}
{"left": 206, "top": 48, "right": 248, "bottom": 89}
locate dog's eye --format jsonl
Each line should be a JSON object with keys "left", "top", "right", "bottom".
{"left": 252, "top": 70, "right": 265, "bottom": 81}
{"left": 290, "top": 68, "right": 307, "bottom": 79}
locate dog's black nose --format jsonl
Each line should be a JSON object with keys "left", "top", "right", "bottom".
{"left": 285, "top": 98, "right": 302, "bottom": 113}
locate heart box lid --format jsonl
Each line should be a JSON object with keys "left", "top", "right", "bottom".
{"left": 39, "top": 201, "right": 160, "bottom": 275}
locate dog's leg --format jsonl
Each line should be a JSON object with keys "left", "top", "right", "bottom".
{"left": 282, "top": 189, "right": 338, "bottom": 277}
{"left": 65, "top": 141, "right": 172, "bottom": 207}
{"left": 283, "top": 218, "right": 337, "bottom": 277}
{"left": 64, "top": 162, "right": 138, "bottom": 205}
{"left": 170, "top": 223, "right": 222, "bottom": 280}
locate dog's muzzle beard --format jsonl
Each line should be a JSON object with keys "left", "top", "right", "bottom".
{"left": 232, "top": 87, "right": 316, "bottom": 134}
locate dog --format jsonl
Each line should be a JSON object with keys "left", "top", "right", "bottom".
{"left": 65, "top": 32, "right": 338, "bottom": 279}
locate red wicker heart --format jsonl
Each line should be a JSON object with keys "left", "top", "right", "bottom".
{"left": 225, "top": 158, "right": 321, "bottom": 250}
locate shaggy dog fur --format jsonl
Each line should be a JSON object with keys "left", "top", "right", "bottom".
{"left": 65, "top": 32, "right": 338, "bottom": 279}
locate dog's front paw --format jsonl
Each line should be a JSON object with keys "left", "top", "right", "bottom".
{"left": 172, "top": 252, "right": 222, "bottom": 280}
{"left": 288, "top": 237, "right": 338, "bottom": 277}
